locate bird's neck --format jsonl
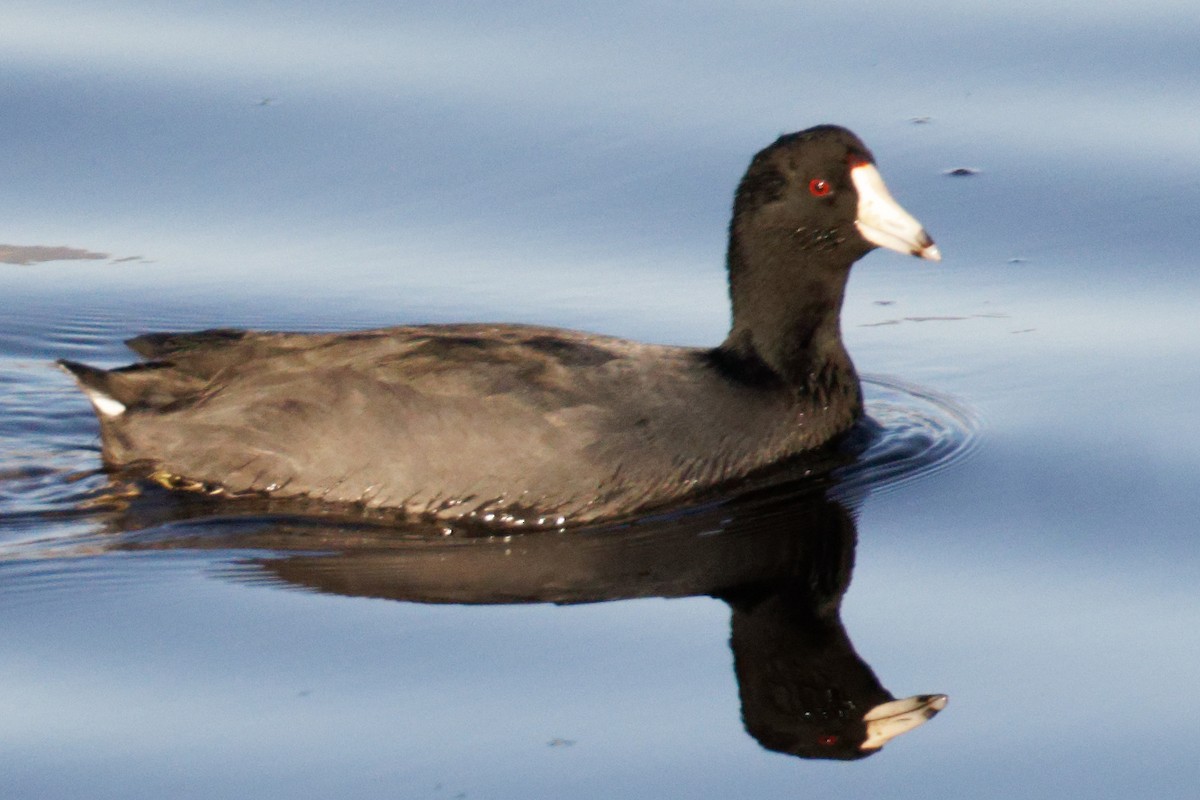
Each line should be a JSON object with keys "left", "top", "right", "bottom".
{"left": 718, "top": 230, "right": 862, "bottom": 400}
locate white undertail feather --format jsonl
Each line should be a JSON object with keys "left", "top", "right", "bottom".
{"left": 83, "top": 388, "right": 126, "bottom": 417}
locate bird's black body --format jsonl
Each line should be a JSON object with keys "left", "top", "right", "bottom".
{"left": 60, "top": 125, "right": 939, "bottom": 526}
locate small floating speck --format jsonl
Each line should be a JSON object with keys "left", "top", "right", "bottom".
{"left": 547, "top": 737, "right": 576, "bottom": 747}
{"left": 943, "top": 167, "right": 981, "bottom": 177}
{"left": 1007, "top": 257, "right": 1028, "bottom": 264}
{"left": 909, "top": 116, "right": 933, "bottom": 124}
{"left": 873, "top": 300, "right": 896, "bottom": 306}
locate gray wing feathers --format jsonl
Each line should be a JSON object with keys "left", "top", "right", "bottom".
{"left": 84, "top": 324, "right": 806, "bottom": 522}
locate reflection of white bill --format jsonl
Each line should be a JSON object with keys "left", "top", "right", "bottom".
{"left": 862, "top": 693, "right": 950, "bottom": 751}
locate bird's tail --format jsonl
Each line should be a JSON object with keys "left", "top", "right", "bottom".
{"left": 57, "top": 360, "right": 129, "bottom": 417}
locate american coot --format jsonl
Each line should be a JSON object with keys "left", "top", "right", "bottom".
{"left": 61, "top": 125, "right": 939, "bottom": 526}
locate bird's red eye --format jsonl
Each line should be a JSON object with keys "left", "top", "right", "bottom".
{"left": 818, "top": 735, "right": 839, "bottom": 746}
{"left": 809, "top": 179, "right": 831, "bottom": 197}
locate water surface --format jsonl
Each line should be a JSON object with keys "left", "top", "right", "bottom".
{"left": 2, "top": 2, "right": 1199, "bottom": 798}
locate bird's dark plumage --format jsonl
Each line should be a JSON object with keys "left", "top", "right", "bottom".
{"left": 60, "top": 125, "right": 940, "bottom": 526}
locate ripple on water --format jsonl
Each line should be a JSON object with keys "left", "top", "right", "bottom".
{"left": 841, "top": 374, "right": 982, "bottom": 497}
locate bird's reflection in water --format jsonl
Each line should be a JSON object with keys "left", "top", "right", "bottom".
{"left": 98, "top": 469, "right": 946, "bottom": 761}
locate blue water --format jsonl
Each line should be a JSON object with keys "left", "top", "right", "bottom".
{"left": 3, "top": 2, "right": 1200, "bottom": 798}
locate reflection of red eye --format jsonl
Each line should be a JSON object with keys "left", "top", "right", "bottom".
{"left": 809, "top": 179, "right": 831, "bottom": 197}
{"left": 818, "top": 735, "right": 839, "bottom": 746}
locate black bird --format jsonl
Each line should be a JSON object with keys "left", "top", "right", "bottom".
{"left": 60, "top": 125, "right": 940, "bottom": 526}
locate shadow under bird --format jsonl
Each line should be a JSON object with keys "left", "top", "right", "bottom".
{"left": 60, "top": 125, "right": 940, "bottom": 526}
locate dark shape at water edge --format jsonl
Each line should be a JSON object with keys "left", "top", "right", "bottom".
{"left": 0, "top": 243, "right": 110, "bottom": 265}
{"left": 91, "top": 473, "right": 947, "bottom": 761}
